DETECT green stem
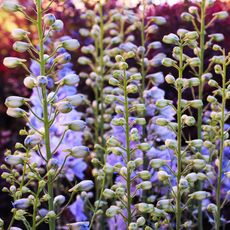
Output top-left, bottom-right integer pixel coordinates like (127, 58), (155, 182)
(216, 51), (226, 230)
(123, 68), (132, 226)
(99, 1), (105, 148)
(36, 1), (55, 229)
(176, 44), (183, 230)
(197, 1), (206, 228)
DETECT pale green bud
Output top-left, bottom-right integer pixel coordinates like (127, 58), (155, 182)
(201, 73), (212, 81)
(109, 77), (120, 86)
(181, 12), (194, 21)
(150, 159), (168, 169)
(103, 189), (115, 199)
(134, 118), (146, 125)
(138, 143), (151, 151)
(184, 31), (199, 40)
(136, 203), (154, 213)
(55, 101), (72, 113)
(188, 77), (200, 87)
(69, 180), (94, 192)
(213, 44), (222, 51)
(134, 158), (143, 167)
(197, 172), (207, 181)
(207, 203), (217, 214)
(189, 191), (210, 200)
(78, 56), (92, 65)
(13, 41), (30, 53)
(209, 33), (224, 42)
(6, 108), (27, 118)
(106, 206), (121, 217)
(23, 76), (36, 89)
(136, 181), (152, 190)
(185, 173), (197, 183)
(54, 195), (65, 207)
(211, 55), (224, 64)
(162, 33), (179, 45)
(1, 1), (24, 12)
(155, 118), (169, 126)
(137, 216), (146, 226)
(106, 136), (121, 147)
(11, 28), (30, 40)
(188, 6), (198, 14)
(177, 29), (189, 38)
(67, 146), (89, 158)
(61, 39), (80, 51)
(191, 159), (206, 170)
(3, 57), (26, 68)
(190, 99), (203, 109)
(138, 171), (151, 180)
(51, 20), (64, 31)
(179, 178), (189, 190)
(165, 139), (177, 150)
(208, 79), (219, 88)
(162, 58), (177, 67)
(119, 62), (128, 70)
(213, 11), (229, 20)
(5, 96), (28, 108)
(127, 84), (138, 94)
(157, 170), (170, 181)
(150, 16), (166, 25)
(63, 120), (86, 131)
(43, 13), (56, 26)
(156, 99), (171, 108)
(45, 211), (56, 219)
(128, 223), (138, 230)
(148, 41), (162, 50)
(165, 74), (175, 84)
(186, 139), (203, 148)
(130, 73), (142, 81)
(187, 57), (200, 67)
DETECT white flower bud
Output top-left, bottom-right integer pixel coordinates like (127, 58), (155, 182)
(54, 195), (65, 207)
(157, 170), (170, 181)
(130, 73), (142, 81)
(69, 180), (94, 192)
(6, 108), (27, 118)
(186, 139), (203, 148)
(13, 198), (31, 209)
(162, 57), (177, 67)
(213, 11), (229, 20)
(138, 171), (151, 180)
(103, 189), (115, 199)
(106, 136), (121, 147)
(136, 203), (154, 213)
(150, 159), (168, 168)
(207, 203), (217, 214)
(55, 101), (72, 113)
(148, 41), (162, 50)
(179, 178), (189, 190)
(146, 72), (164, 85)
(55, 53), (71, 64)
(51, 20), (64, 31)
(61, 39), (80, 51)
(197, 172), (207, 181)
(188, 6), (198, 14)
(163, 33), (179, 45)
(208, 79), (219, 88)
(136, 181), (152, 190)
(1, 1), (24, 12)
(187, 57), (200, 67)
(211, 55), (224, 64)
(185, 31), (199, 40)
(24, 134), (42, 148)
(213, 44), (222, 51)
(43, 13), (56, 26)
(23, 76), (36, 89)
(155, 118), (169, 126)
(181, 12), (194, 21)
(128, 223), (137, 230)
(11, 28), (30, 40)
(67, 146), (89, 158)
(5, 96), (28, 108)
(209, 33), (224, 42)
(177, 29), (189, 38)
(138, 143), (151, 151)
(13, 41), (30, 53)
(105, 95), (116, 104)
(5, 155), (24, 166)
(63, 120), (86, 131)
(119, 167), (127, 177)
(106, 206), (121, 217)
(165, 74), (175, 84)
(127, 84), (138, 94)
(78, 57), (92, 65)
(134, 158), (143, 167)
(66, 221), (89, 230)
(150, 16), (166, 25)
(3, 57), (26, 68)
(156, 99), (171, 108)
(66, 94), (86, 107)
(191, 159), (206, 170)
(190, 99), (203, 109)
(189, 191), (210, 200)
(185, 173), (197, 183)
(165, 139), (177, 150)
(137, 216), (146, 227)
(57, 73), (79, 86)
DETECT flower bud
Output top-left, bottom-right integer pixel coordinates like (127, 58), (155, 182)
(134, 158), (143, 167)
(185, 173), (197, 183)
(61, 39), (80, 51)
(5, 155), (24, 166)
(5, 96), (27, 108)
(181, 12), (194, 21)
(127, 84), (138, 94)
(187, 57), (200, 67)
(148, 41), (162, 50)
(106, 136), (121, 147)
(188, 77), (200, 87)
(179, 178), (189, 190)
(37, 75), (48, 86)
(190, 100), (203, 109)
(208, 79), (219, 88)
(138, 143), (151, 151)
(188, 6), (198, 14)
(119, 62), (128, 70)
(6, 108), (27, 118)
(3, 57), (26, 68)
(106, 206), (121, 217)
(69, 180), (94, 192)
(211, 55), (224, 64)
(133, 104), (146, 113)
(66, 94), (86, 107)
(185, 31), (199, 40)
(134, 118), (146, 125)
(137, 216), (146, 227)
(157, 170), (170, 181)
(66, 222), (89, 230)
(13, 198), (31, 209)
(150, 159), (168, 169)
(191, 159), (206, 170)
(189, 191), (210, 200)
(58, 73), (80, 86)
(78, 57), (92, 65)
(51, 20), (64, 31)
(54, 195), (65, 207)
(162, 58), (176, 67)
(155, 118), (169, 126)
(163, 33), (179, 45)
(13, 41), (30, 53)
(23, 76), (36, 89)
(128, 223), (137, 230)
(156, 99), (171, 108)
(213, 11), (229, 20)
(186, 139), (203, 148)
(11, 28), (30, 40)
(207, 203), (217, 214)
(136, 181), (152, 190)
(55, 53), (71, 64)
(213, 44), (222, 51)
(103, 189), (115, 199)
(150, 16), (166, 25)
(24, 134), (42, 148)
(165, 139), (177, 150)
(55, 101), (72, 113)
(1, 1), (23, 12)
(209, 33), (224, 42)
(146, 72), (164, 85)
(63, 120), (86, 131)
(197, 172), (207, 181)
(136, 203), (154, 213)
(138, 171), (151, 180)
(165, 74), (175, 84)
(67, 146), (89, 158)
(43, 13), (56, 26)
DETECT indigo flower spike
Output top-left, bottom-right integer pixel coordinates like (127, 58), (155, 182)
(69, 180), (94, 192)
(13, 198), (31, 209)
(3, 57), (26, 68)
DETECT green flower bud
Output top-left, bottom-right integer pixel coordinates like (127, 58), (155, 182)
(187, 57), (201, 67)
(51, 20), (64, 31)
(13, 41), (30, 53)
(136, 181), (152, 190)
(55, 101), (72, 114)
(5, 96), (28, 108)
(190, 99), (203, 109)
(138, 143), (151, 151)
(23, 76), (36, 89)
(3, 57), (26, 68)
(127, 84), (138, 94)
(138, 171), (151, 180)
(207, 203), (217, 214)
(103, 189), (115, 199)
(189, 191), (210, 200)
(208, 79), (219, 88)
(136, 203), (154, 213)
(184, 31), (199, 40)
(157, 170), (170, 181)
(191, 159), (206, 170)
(69, 180), (94, 192)
(165, 139), (177, 150)
(162, 33), (179, 45)
(209, 33), (224, 42)
(211, 55), (224, 64)
(186, 139), (203, 148)
(119, 61), (128, 70)
(150, 159), (168, 168)
(165, 74), (175, 84)
(162, 58), (177, 67)
(137, 216), (146, 227)
(128, 223), (138, 230)
(181, 12), (194, 21)
(63, 120), (86, 131)
(213, 11), (229, 20)
(106, 136), (121, 147)
(6, 108), (27, 118)
(155, 118), (169, 126)
(106, 206), (121, 217)
(134, 158), (143, 167)
(185, 173), (198, 183)
(156, 99), (171, 108)
(134, 118), (146, 125)
(179, 178), (189, 190)
(61, 39), (80, 51)
(43, 13), (56, 26)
